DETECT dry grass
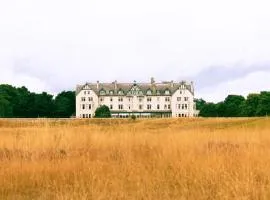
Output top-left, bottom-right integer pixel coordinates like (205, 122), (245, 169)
(0, 118), (270, 200)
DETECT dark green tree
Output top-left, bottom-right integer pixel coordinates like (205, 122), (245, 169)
(0, 84), (19, 117)
(13, 86), (31, 117)
(199, 103), (218, 117)
(241, 94), (260, 117)
(195, 98), (206, 111)
(54, 91), (75, 117)
(256, 91), (270, 116)
(94, 105), (111, 118)
(222, 95), (245, 117)
(28, 92), (54, 117)
(0, 96), (13, 117)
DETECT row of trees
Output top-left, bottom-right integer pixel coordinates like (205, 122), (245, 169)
(196, 92), (270, 117)
(0, 84), (75, 118)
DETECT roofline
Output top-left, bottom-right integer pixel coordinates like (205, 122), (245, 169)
(76, 80), (195, 96)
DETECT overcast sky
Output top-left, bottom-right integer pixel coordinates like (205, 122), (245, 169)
(0, 0), (270, 102)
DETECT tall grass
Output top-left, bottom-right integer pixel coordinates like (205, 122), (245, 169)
(0, 118), (270, 200)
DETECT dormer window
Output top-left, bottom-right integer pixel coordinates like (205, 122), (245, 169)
(99, 90), (106, 95)
(146, 89), (152, 95)
(118, 90), (124, 95)
(156, 90), (160, 95)
(165, 90), (170, 95)
(109, 90), (114, 95)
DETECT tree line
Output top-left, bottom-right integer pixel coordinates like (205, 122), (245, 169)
(1, 84), (269, 118)
(0, 84), (75, 118)
(196, 92), (270, 117)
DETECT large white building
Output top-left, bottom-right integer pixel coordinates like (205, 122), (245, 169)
(76, 78), (199, 118)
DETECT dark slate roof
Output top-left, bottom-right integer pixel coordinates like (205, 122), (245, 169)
(76, 80), (194, 96)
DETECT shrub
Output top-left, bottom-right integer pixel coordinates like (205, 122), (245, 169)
(131, 115), (136, 121)
(94, 105), (111, 118)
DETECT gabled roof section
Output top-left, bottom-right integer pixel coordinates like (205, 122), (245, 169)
(127, 84), (144, 96)
(76, 83), (94, 95)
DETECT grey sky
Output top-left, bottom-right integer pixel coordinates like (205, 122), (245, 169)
(0, 0), (270, 102)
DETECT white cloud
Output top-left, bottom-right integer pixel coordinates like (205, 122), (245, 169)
(0, 0), (270, 100)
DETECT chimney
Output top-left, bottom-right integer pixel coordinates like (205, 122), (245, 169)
(114, 80), (117, 90)
(191, 81), (194, 93)
(97, 81), (99, 90)
(170, 80), (174, 88)
(151, 77), (155, 85)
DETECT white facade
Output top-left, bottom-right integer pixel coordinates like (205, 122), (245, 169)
(76, 79), (198, 118)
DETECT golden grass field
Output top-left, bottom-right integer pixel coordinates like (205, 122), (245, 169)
(0, 118), (270, 200)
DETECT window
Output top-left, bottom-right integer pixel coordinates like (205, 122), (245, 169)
(82, 114), (85, 118)
(110, 105), (113, 110)
(164, 105), (167, 109)
(147, 90), (152, 95)
(88, 97), (93, 101)
(157, 104), (160, 110)
(109, 90), (114, 95)
(81, 97), (86, 102)
(82, 104), (85, 109)
(110, 97), (113, 102)
(178, 104), (181, 109)
(156, 90), (160, 95)
(118, 104), (123, 110)
(128, 98), (132, 102)
(99, 97), (104, 102)
(185, 104), (188, 109)
(168, 104), (171, 109)
(165, 97), (170, 102)
(89, 104), (92, 109)
(118, 97), (123, 102)
(147, 97), (152, 102)
(128, 105), (131, 110)
(88, 91), (90, 94)
(85, 114), (88, 118)
(180, 90), (183, 94)
(147, 104), (151, 110)
(184, 97), (189, 101)
(182, 104), (185, 109)
(139, 105), (143, 110)
(84, 91), (86, 95)
(139, 98), (143, 102)
(177, 97), (181, 101)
